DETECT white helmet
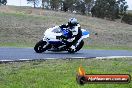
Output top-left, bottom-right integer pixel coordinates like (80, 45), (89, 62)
(69, 18), (77, 24)
(68, 18), (78, 26)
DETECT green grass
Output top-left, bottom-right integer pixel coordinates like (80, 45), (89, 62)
(0, 42), (132, 50)
(83, 45), (132, 50)
(0, 58), (132, 88)
(1, 42), (132, 50)
(0, 42), (34, 48)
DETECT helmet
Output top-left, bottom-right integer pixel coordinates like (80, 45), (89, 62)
(68, 18), (78, 27)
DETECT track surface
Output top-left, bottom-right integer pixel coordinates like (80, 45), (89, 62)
(0, 47), (132, 60)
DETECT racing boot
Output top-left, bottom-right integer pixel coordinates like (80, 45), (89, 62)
(70, 45), (76, 51)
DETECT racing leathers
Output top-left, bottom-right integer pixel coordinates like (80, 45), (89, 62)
(59, 23), (82, 50)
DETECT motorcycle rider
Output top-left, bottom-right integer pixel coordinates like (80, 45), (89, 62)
(59, 18), (82, 51)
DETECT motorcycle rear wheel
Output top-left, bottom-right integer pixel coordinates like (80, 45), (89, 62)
(68, 40), (84, 53)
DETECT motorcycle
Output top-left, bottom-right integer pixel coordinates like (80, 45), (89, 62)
(34, 25), (89, 53)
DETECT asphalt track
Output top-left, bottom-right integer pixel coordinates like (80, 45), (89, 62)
(0, 47), (132, 62)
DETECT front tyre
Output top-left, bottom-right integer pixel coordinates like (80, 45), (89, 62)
(68, 40), (84, 53)
(34, 40), (49, 53)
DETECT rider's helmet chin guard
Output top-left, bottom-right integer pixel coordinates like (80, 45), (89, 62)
(68, 18), (78, 29)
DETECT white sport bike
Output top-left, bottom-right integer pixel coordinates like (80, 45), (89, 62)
(34, 26), (89, 53)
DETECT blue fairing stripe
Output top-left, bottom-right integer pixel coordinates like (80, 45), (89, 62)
(82, 31), (89, 35)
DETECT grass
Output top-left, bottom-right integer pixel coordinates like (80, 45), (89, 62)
(0, 6), (132, 50)
(0, 58), (132, 88)
(1, 42), (132, 50)
(0, 42), (34, 48)
(84, 45), (132, 50)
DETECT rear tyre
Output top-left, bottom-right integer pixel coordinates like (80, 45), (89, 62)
(34, 40), (49, 53)
(68, 40), (84, 53)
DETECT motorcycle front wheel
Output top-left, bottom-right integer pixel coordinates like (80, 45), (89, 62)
(34, 40), (50, 53)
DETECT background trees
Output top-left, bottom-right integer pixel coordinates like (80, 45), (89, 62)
(50, 0), (60, 10)
(27, 0), (128, 19)
(40, 0), (93, 14)
(91, 0), (128, 20)
(0, 0), (7, 5)
(27, 0), (40, 8)
(60, 0), (76, 12)
(26, 0), (130, 22)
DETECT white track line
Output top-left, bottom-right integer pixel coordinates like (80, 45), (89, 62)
(0, 56), (132, 63)
(95, 56), (132, 59)
(71, 57), (86, 58)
